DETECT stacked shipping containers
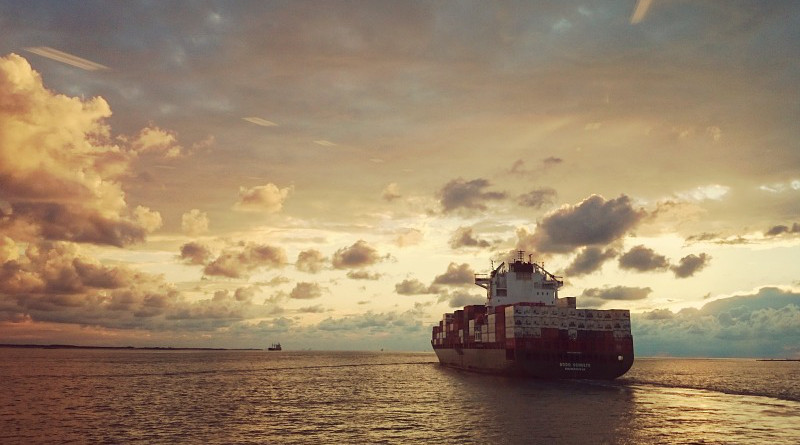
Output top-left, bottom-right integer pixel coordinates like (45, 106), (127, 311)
(432, 303), (632, 350)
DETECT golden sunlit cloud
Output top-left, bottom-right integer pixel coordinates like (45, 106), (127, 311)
(242, 117), (278, 127)
(24, 46), (108, 71)
(630, 0), (653, 24)
(313, 140), (337, 147)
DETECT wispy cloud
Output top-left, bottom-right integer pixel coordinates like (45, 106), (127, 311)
(313, 140), (336, 147)
(242, 117), (278, 127)
(630, 0), (653, 24)
(24, 47), (108, 71)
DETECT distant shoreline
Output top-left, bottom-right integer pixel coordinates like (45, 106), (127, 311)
(0, 344), (263, 351)
(755, 358), (800, 362)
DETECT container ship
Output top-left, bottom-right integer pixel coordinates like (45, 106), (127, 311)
(431, 251), (633, 379)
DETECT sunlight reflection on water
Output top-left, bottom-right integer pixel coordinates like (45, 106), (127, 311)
(2, 349), (799, 444)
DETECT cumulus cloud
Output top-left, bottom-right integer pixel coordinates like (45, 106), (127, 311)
(564, 246), (619, 276)
(0, 53), (167, 247)
(532, 195), (646, 253)
(331, 240), (382, 269)
(618, 245), (670, 272)
(204, 243), (287, 278)
(634, 287), (800, 357)
(128, 126), (183, 159)
(181, 209), (209, 235)
(517, 187), (557, 209)
(133, 205), (163, 233)
(449, 227), (491, 249)
(234, 183), (292, 213)
(295, 249), (327, 274)
(438, 178), (506, 213)
(580, 286), (652, 307)
(395, 278), (437, 295)
(179, 242), (212, 265)
(671, 253), (711, 278)
(289, 282), (323, 299)
(432, 263), (475, 287)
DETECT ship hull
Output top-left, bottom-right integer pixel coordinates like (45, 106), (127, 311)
(433, 345), (633, 380)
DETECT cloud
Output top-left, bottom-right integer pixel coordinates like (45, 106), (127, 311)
(629, 0), (653, 24)
(0, 54), (161, 247)
(437, 290), (485, 308)
(179, 242), (212, 265)
(393, 228), (423, 247)
(382, 182), (402, 202)
(133, 206), (162, 233)
(618, 245), (670, 272)
(295, 249), (327, 273)
(242, 117), (278, 127)
(438, 178), (506, 213)
(331, 240), (382, 269)
(128, 126), (183, 159)
(671, 253), (711, 278)
(564, 246), (619, 276)
(203, 243), (287, 278)
(517, 188), (557, 209)
(24, 47), (108, 71)
(634, 287), (800, 358)
(449, 227), (491, 249)
(580, 286), (652, 307)
(395, 278), (436, 295)
(765, 223), (800, 237)
(234, 183), (292, 213)
(432, 263), (475, 287)
(181, 209), (209, 236)
(346, 270), (381, 280)
(509, 158), (563, 176)
(532, 195), (646, 253)
(676, 184), (730, 202)
(289, 282), (323, 299)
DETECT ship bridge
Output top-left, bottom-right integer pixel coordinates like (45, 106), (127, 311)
(475, 251), (563, 309)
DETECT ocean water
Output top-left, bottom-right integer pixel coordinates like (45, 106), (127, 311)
(2, 349), (799, 444)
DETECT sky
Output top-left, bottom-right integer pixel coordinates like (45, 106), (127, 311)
(0, 1), (799, 357)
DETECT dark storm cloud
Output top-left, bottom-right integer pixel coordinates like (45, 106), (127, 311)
(204, 243), (287, 278)
(295, 249), (327, 273)
(671, 253), (711, 278)
(449, 227), (491, 249)
(564, 247), (619, 276)
(618, 245), (670, 272)
(179, 242), (212, 265)
(517, 187), (557, 209)
(438, 178), (506, 213)
(532, 195), (646, 253)
(432, 263), (475, 287)
(331, 240), (382, 269)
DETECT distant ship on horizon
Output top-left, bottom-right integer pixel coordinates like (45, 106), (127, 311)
(432, 251), (634, 379)
(268, 343), (282, 351)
